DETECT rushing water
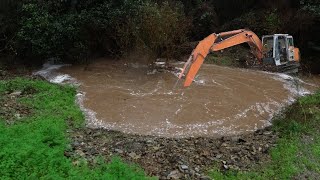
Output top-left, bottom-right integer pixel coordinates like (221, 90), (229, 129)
(35, 59), (320, 137)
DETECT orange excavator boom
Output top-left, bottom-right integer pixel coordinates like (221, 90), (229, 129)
(180, 29), (263, 87)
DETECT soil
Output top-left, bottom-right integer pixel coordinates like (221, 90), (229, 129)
(66, 126), (278, 179)
(0, 67), (34, 124)
(0, 83), (36, 125)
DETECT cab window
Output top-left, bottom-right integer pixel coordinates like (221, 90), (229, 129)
(288, 37), (294, 47)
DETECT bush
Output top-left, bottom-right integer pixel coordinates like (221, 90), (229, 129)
(17, 3), (86, 62)
(14, 0), (188, 63)
(1, 0), (319, 64)
(137, 1), (188, 58)
(264, 10), (281, 34)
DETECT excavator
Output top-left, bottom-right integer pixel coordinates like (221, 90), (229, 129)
(178, 29), (300, 87)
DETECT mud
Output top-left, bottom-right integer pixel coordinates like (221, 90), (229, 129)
(52, 59), (317, 138)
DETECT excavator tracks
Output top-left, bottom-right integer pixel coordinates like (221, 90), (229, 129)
(258, 62), (300, 74)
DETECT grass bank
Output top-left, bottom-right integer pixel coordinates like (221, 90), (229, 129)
(0, 78), (151, 179)
(210, 92), (320, 179)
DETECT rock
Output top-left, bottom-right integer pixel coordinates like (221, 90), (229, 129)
(72, 160), (81, 166)
(231, 136), (240, 142)
(221, 143), (228, 147)
(201, 150), (210, 157)
(231, 155), (239, 162)
(66, 129), (74, 133)
(232, 165), (240, 171)
(167, 170), (182, 179)
(10, 91), (22, 96)
(86, 129), (92, 135)
(14, 113), (21, 119)
(72, 141), (80, 147)
(93, 131), (102, 137)
(131, 142), (143, 151)
(75, 150), (86, 157)
(200, 175), (211, 180)
(115, 149), (124, 154)
(88, 148), (99, 155)
(65, 122), (278, 178)
(189, 169), (195, 176)
(263, 131), (272, 135)
(153, 146), (160, 151)
(146, 139), (153, 143)
(128, 152), (141, 160)
(180, 164), (188, 171)
(222, 161), (227, 164)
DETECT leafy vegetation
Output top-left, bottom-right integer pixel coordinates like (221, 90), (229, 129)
(0, 78), (151, 179)
(13, 0), (189, 62)
(1, 0), (319, 65)
(206, 55), (234, 67)
(210, 91), (320, 179)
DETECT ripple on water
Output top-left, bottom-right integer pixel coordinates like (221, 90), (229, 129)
(34, 60), (319, 137)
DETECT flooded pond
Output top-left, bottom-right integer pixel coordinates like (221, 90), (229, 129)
(35, 59), (319, 137)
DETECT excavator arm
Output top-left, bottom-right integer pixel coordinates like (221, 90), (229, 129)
(179, 29), (263, 87)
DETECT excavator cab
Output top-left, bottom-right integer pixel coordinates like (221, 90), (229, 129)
(262, 34), (300, 68)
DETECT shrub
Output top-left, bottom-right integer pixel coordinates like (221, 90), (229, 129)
(137, 1), (188, 58)
(264, 10), (281, 34)
(17, 3), (86, 62)
(14, 0), (188, 62)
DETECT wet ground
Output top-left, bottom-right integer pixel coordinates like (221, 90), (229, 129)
(35, 59), (319, 138)
(67, 126), (278, 179)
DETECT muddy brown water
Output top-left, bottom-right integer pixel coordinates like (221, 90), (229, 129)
(37, 59), (319, 138)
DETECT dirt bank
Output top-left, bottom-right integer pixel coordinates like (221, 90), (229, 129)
(66, 126), (278, 179)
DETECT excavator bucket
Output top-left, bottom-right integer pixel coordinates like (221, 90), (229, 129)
(182, 34), (217, 87)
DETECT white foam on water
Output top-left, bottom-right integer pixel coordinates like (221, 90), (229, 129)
(50, 74), (72, 83)
(33, 62), (78, 84)
(34, 61), (318, 138)
(34, 62), (102, 128)
(263, 71), (312, 97)
(76, 92), (103, 128)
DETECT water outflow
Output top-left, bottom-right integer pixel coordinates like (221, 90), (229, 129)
(37, 59), (319, 138)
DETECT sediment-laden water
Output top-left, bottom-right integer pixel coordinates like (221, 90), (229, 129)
(35, 59), (319, 137)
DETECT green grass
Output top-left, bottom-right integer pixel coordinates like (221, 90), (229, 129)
(210, 91), (320, 179)
(0, 78), (151, 179)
